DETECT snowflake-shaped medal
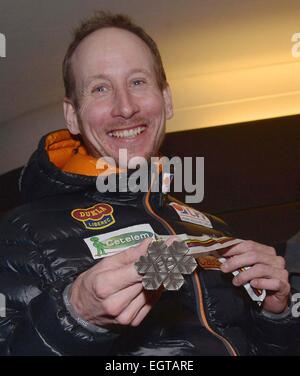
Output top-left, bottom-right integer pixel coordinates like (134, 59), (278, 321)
(134, 240), (197, 291)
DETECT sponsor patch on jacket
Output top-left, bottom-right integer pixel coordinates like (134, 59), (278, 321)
(169, 202), (213, 228)
(84, 223), (155, 259)
(71, 203), (115, 230)
(197, 255), (221, 270)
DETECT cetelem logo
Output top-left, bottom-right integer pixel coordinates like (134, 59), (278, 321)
(84, 223), (155, 259)
(90, 231), (154, 256)
(104, 231), (153, 249)
(0, 33), (6, 58)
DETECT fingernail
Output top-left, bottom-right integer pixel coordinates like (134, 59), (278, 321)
(233, 278), (238, 286)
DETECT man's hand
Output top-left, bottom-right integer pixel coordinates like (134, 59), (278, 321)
(220, 240), (290, 314)
(69, 237), (177, 327)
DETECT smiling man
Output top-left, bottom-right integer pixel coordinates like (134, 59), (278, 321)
(0, 11), (298, 356)
(63, 27), (172, 164)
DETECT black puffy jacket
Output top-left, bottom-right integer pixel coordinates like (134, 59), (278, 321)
(0, 130), (297, 356)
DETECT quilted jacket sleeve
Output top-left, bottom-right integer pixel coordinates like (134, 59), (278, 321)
(249, 298), (300, 355)
(4, 281), (119, 355)
(0, 273), (120, 356)
(0, 224), (119, 356)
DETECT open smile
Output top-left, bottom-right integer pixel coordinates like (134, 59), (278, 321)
(107, 125), (147, 139)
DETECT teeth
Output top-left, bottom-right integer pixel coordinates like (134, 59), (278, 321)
(108, 126), (146, 138)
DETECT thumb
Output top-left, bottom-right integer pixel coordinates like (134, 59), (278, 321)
(100, 237), (153, 271)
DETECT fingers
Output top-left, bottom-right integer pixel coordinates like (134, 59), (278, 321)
(108, 238), (178, 326)
(130, 304), (153, 327)
(99, 238), (153, 271)
(250, 278), (290, 296)
(164, 235), (181, 246)
(221, 240), (276, 258)
(81, 236), (178, 327)
(122, 289), (163, 327)
(109, 289), (161, 326)
(95, 235), (183, 273)
(218, 239), (290, 314)
(230, 264), (289, 287)
(100, 283), (144, 318)
(98, 236), (181, 272)
(220, 252), (285, 273)
(97, 237), (181, 294)
(93, 263), (142, 298)
(113, 290), (151, 325)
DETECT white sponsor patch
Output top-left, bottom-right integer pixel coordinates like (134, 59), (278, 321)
(169, 202), (213, 228)
(84, 223), (155, 259)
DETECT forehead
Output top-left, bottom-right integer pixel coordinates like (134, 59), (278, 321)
(71, 27), (155, 81)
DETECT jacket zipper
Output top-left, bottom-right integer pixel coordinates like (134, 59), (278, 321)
(143, 171), (238, 356)
(193, 272), (238, 356)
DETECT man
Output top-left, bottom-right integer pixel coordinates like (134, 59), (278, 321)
(0, 11), (297, 356)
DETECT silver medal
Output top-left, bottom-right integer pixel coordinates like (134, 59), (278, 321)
(135, 240), (197, 291)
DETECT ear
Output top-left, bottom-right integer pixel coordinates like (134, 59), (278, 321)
(162, 84), (173, 120)
(63, 98), (80, 135)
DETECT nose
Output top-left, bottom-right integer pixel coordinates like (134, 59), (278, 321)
(111, 87), (139, 119)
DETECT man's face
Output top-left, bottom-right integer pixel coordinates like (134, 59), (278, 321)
(64, 27), (173, 165)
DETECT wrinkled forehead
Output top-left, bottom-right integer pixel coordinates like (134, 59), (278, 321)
(71, 27), (157, 88)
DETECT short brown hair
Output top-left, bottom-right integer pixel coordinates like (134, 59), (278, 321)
(63, 11), (167, 108)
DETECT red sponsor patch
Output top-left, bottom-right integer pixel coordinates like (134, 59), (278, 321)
(71, 204), (115, 230)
